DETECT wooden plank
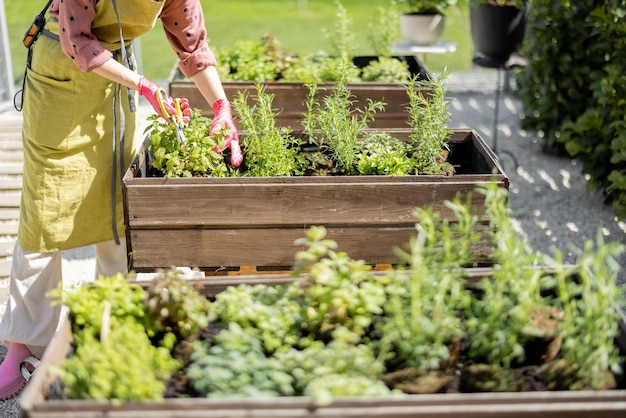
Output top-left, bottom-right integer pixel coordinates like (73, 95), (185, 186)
(127, 226), (413, 269)
(0, 164), (23, 175)
(127, 225), (492, 271)
(0, 257), (11, 278)
(0, 140), (22, 150)
(0, 193), (19, 208)
(0, 178), (22, 190)
(0, 240), (15, 255)
(0, 208), (19, 220)
(169, 79), (429, 130)
(124, 180), (494, 228)
(0, 150), (22, 161)
(0, 223), (18, 235)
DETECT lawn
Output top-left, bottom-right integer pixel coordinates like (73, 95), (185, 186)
(4, 1), (473, 83)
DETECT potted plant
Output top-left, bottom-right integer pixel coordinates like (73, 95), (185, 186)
(20, 185), (626, 417)
(120, 74), (508, 273)
(469, 0), (529, 64)
(397, 0), (457, 46)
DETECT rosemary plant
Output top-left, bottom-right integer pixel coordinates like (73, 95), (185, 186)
(231, 84), (306, 177)
(377, 197), (479, 373)
(302, 72), (386, 175)
(325, 0), (356, 63)
(406, 71), (454, 175)
(544, 234), (625, 390)
(368, 0), (401, 57)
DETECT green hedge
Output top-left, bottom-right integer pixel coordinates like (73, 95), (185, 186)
(516, 0), (626, 218)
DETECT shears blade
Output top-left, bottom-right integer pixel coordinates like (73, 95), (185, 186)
(156, 87), (187, 143)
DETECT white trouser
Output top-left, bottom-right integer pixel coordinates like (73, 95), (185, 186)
(0, 239), (127, 355)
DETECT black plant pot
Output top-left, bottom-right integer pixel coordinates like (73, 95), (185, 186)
(470, 4), (528, 63)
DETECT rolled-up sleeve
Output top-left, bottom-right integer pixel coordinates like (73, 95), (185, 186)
(51, 0), (112, 72)
(160, 0), (217, 78)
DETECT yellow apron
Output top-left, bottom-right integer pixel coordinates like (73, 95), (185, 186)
(18, 0), (165, 252)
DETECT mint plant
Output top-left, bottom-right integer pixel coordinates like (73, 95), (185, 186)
(188, 323), (295, 398)
(147, 110), (231, 178)
(355, 132), (413, 175)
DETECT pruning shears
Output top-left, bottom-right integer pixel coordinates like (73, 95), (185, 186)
(156, 87), (187, 143)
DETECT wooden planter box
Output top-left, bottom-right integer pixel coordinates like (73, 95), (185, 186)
(121, 129), (508, 274)
(168, 56), (430, 130)
(20, 271), (626, 418)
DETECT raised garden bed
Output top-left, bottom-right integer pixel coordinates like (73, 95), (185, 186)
(20, 182), (626, 417)
(20, 270), (626, 418)
(121, 128), (507, 273)
(168, 55), (430, 130)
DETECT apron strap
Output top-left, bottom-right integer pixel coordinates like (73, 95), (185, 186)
(110, 0), (135, 247)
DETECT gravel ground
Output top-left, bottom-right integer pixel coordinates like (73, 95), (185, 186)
(1, 71), (625, 415)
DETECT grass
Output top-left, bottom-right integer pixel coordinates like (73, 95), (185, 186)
(4, 1), (472, 83)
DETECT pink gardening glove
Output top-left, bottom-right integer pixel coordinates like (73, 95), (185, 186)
(177, 98), (192, 124)
(210, 99), (242, 167)
(138, 76), (177, 121)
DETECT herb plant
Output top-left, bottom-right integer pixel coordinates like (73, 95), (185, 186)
(469, 0), (526, 8)
(215, 34), (292, 82)
(325, 0), (356, 63)
(54, 319), (181, 400)
(280, 51), (361, 84)
(368, 1), (401, 57)
(147, 110), (231, 178)
(355, 132), (413, 175)
(188, 323), (295, 398)
(301, 73), (387, 175)
(143, 267), (213, 342)
(398, 0), (457, 14)
(360, 57), (411, 83)
(406, 71), (454, 175)
(230, 84), (307, 177)
(54, 185), (626, 402)
(151, 67), (454, 178)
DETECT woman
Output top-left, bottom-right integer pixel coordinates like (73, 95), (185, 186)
(0, 0), (240, 399)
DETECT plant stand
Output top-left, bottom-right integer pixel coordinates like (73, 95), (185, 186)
(472, 54), (529, 172)
(391, 39), (458, 72)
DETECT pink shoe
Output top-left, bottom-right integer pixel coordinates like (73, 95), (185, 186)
(0, 342), (35, 400)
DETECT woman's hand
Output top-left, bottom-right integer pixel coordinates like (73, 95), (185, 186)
(210, 99), (242, 167)
(137, 76), (178, 121)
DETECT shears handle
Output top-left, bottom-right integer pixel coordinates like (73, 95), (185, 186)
(155, 87), (175, 123)
(174, 99), (184, 125)
(156, 87), (186, 125)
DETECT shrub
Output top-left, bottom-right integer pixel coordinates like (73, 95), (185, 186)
(516, 0), (626, 218)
